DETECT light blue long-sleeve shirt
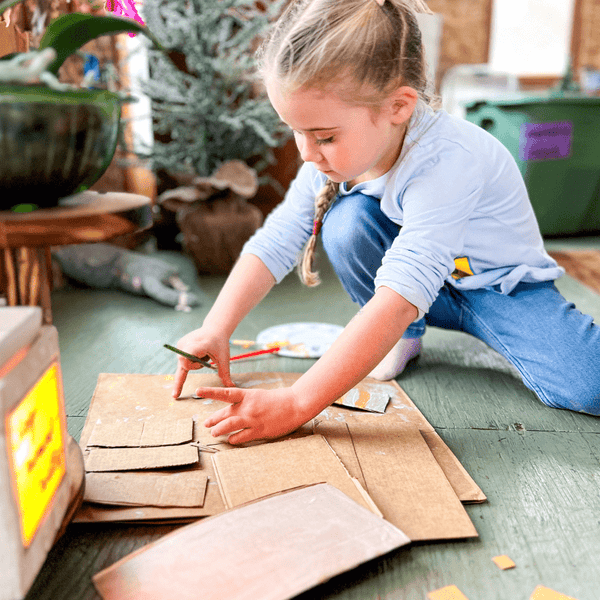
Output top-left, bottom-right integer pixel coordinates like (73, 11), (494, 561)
(241, 102), (564, 316)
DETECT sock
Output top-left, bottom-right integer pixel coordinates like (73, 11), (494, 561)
(368, 337), (422, 381)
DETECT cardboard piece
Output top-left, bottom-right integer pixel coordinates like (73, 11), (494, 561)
(530, 585), (579, 600)
(84, 445), (199, 472)
(279, 373), (486, 504)
(428, 585), (470, 600)
(87, 418), (193, 447)
(492, 555), (516, 570)
(74, 373), (306, 524)
(335, 388), (390, 413)
(92, 484), (411, 600)
(74, 372), (485, 527)
(212, 435), (380, 516)
(84, 472), (208, 508)
(314, 415), (477, 541)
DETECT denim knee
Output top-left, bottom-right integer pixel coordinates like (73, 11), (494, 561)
(321, 193), (399, 306)
(535, 380), (600, 416)
(322, 193), (390, 258)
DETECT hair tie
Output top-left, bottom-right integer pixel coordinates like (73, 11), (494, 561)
(312, 220), (322, 236)
(375, 0), (433, 14)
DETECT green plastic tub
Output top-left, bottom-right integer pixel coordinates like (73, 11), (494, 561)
(465, 95), (600, 236)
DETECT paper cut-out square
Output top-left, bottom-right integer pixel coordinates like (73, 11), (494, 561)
(428, 584), (469, 600)
(530, 585), (579, 600)
(492, 555), (516, 570)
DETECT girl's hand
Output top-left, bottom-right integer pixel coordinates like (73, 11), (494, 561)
(199, 386), (310, 444)
(172, 328), (235, 398)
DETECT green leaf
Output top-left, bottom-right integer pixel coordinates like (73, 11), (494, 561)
(38, 13), (167, 76)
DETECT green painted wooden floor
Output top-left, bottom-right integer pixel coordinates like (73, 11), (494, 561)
(26, 238), (600, 600)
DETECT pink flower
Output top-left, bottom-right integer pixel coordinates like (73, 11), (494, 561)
(105, 0), (145, 36)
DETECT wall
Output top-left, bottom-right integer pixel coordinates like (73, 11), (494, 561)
(574, 0), (600, 71)
(427, 0), (493, 86)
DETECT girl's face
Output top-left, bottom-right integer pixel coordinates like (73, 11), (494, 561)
(266, 81), (417, 186)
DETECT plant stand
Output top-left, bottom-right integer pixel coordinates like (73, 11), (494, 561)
(0, 191), (152, 323)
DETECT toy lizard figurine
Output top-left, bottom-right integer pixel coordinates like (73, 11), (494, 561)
(53, 244), (200, 310)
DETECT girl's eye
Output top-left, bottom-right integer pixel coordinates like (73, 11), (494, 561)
(291, 130), (334, 145)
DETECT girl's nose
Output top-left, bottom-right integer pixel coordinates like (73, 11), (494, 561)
(297, 136), (323, 163)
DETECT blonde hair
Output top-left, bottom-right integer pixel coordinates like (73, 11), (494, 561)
(258, 0), (435, 286)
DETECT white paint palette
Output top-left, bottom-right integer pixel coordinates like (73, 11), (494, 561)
(256, 322), (345, 358)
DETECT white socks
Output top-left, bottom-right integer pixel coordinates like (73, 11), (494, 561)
(368, 337), (422, 381)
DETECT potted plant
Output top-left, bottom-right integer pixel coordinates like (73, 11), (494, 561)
(0, 0), (166, 211)
(137, 0), (293, 266)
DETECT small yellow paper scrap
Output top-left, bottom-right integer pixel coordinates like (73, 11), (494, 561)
(428, 584), (469, 600)
(492, 555), (516, 570)
(530, 585), (579, 600)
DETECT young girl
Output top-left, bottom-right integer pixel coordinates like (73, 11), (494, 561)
(172, 0), (600, 443)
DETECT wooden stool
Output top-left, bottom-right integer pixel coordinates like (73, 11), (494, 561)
(0, 191), (152, 324)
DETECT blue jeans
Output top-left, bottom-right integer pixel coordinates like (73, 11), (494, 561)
(322, 191), (600, 415)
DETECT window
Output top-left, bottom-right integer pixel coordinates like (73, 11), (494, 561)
(489, 0), (576, 76)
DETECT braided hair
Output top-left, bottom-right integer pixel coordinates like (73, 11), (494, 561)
(299, 178), (340, 286)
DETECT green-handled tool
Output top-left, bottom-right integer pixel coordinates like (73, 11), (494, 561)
(163, 344), (217, 370)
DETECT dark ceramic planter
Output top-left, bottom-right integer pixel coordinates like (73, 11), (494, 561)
(0, 84), (123, 211)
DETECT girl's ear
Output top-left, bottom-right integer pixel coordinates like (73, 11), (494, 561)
(388, 86), (419, 124)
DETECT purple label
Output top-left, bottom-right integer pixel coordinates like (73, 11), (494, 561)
(519, 121), (573, 161)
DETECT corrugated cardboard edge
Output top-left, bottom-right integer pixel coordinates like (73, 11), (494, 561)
(350, 477), (383, 518)
(211, 452), (231, 509)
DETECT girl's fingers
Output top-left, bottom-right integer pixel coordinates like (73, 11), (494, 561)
(227, 428), (255, 445)
(203, 405), (232, 428)
(207, 415), (247, 438)
(195, 386), (245, 404)
(214, 360), (235, 388)
(173, 361), (189, 398)
(172, 358), (203, 398)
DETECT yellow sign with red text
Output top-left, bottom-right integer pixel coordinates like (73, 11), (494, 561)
(6, 362), (66, 547)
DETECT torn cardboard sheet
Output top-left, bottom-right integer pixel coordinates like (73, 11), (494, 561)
(212, 434), (380, 516)
(92, 484), (411, 600)
(84, 445), (199, 472)
(335, 387), (390, 413)
(313, 416), (478, 541)
(87, 418), (193, 447)
(84, 471), (208, 508)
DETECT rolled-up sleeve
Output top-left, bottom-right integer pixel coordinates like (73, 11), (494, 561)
(241, 163), (323, 283)
(375, 145), (484, 315)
